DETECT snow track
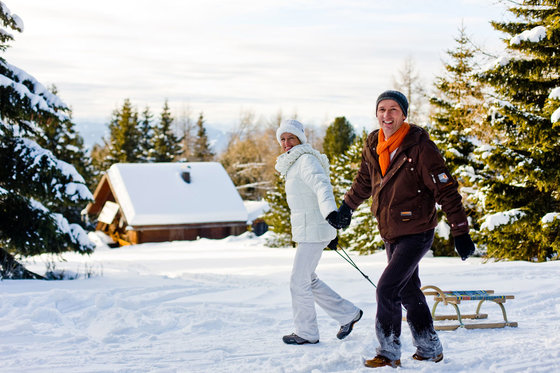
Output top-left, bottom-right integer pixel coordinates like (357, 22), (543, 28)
(0, 232), (558, 372)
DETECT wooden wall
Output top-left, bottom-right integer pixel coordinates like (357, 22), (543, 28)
(123, 222), (247, 245)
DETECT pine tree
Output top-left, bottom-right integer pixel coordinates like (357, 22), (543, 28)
(330, 131), (383, 254)
(151, 100), (182, 162)
(428, 24), (486, 256)
(323, 116), (356, 162)
(90, 142), (109, 186)
(191, 112), (215, 161)
(138, 106), (154, 162)
(105, 99), (141, 166)
(475, 0), (560, 261)
(264, 172), (293, 247)
(31, 85), (95, 224)
(0, 4), (94, 279)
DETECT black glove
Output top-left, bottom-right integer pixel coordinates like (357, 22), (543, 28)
(327, 235), (338, 250)
(326, 211), (342, 229)
(337, 201), (353, 229)
(454, 233), (475, 261)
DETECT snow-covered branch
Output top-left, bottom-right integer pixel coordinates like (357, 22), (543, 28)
(480, 209), (526, 231)
(510, 26), (547, 45)
(29, 199), (94, 252)
(0, 61), (68, 121)
(14, 137), (93, 201)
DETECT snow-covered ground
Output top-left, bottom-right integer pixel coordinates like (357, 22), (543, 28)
(2, 232), (559, 372)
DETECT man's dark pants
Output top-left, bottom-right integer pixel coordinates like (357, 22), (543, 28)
(375, 229), (442, 361)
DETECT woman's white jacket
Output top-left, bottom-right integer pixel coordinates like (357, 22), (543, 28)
(275, 144), (337, 243)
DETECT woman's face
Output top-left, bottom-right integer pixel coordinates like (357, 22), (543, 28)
(280, 132), (301, 152)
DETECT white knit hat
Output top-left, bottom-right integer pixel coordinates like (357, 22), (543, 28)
(276, 119), (307, 145)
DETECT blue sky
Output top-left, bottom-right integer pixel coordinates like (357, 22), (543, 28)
(5, 0), (508, 135)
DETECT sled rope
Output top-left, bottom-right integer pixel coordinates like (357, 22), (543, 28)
(335, 244), (377, 288)
(335, 244), (408, 312)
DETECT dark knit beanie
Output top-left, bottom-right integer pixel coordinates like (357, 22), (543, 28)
(376, 90), (408, 117)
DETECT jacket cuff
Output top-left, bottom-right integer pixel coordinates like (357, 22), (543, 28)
(343, 196), (359, 211)
(450, 220), (469, 236)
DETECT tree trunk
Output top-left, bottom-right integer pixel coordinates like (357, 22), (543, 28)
(0, 247), (45, 280)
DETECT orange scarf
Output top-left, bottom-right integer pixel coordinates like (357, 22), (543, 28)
(376, 122), (410, 176)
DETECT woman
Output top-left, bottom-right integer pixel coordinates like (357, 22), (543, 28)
(275, 119), (362, 345)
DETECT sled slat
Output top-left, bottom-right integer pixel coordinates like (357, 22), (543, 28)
(434, 322), (518, 331)
(432, 313), (488, 320)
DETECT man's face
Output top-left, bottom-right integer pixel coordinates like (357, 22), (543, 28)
(376, 99), (406, 138)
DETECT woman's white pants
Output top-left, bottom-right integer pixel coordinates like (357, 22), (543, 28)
(290, 241), (360, 341)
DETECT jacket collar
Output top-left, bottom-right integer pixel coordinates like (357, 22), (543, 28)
(364, 124), (424, 168)
(275, 143), (330, 177)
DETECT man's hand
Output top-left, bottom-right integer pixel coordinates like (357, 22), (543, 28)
(454, 233), (475, 260)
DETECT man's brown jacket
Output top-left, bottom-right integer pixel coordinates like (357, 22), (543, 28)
(344, 124), (469, 242)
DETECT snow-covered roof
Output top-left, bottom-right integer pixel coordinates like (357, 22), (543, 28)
(106, 162), (248, 226)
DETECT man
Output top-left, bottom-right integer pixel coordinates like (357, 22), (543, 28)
(327, 90), (475, 368)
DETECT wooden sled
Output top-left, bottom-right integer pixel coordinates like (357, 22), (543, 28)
(420, 285), (518, 331)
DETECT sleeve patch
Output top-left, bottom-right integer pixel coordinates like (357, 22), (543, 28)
(432, 171), (454, 189)
(438, 172), (449, 183)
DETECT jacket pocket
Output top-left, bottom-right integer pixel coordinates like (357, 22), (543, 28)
(391, 205), (419, 222)
(290, 211), (306, 241)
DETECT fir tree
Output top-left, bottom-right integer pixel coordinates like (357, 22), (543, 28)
(151, 100), (182, 162)
(475, 0), (560, 261)
(428, 24), (486, 256)
(31, 85), (95, 224)
(191, 112), (215, 161)
(330, 131), (383, 254)
(138, 106), (154, 162)
(0, 4), (94, 279)
(323, 116), (356, 162)
(264, 172), (293, 247)
(105, 99), (141, 166)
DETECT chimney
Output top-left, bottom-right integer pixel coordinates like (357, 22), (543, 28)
(181, 170), (191, 183)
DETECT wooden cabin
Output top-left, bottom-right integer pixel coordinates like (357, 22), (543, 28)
(85, 162), (248, 246)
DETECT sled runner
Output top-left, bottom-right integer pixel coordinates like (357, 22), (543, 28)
(420, 285), (518, 331)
